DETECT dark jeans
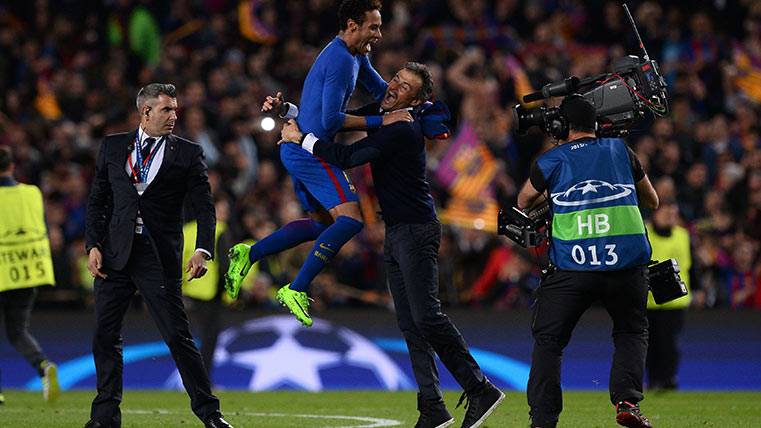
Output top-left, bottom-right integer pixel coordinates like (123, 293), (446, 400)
(527, 268), (649, 426)
(384, 221), (485, 402)
(0, 287), (46, 374)
(91, 235), (219, 427)
(646, 309), (684, 389)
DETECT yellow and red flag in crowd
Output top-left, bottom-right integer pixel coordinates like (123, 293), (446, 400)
(238, 0), (278, 45)
(733, 45), (761, 103)
(434, 122), (500, 232)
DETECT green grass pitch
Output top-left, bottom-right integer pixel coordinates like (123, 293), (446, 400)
(1, 390), (759, 427)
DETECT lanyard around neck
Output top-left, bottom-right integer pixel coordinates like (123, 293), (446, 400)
(128, 131), (163, 183)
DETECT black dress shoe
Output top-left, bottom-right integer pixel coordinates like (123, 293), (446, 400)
(204, 414), (234, 428)
(83, 420), (106, 428)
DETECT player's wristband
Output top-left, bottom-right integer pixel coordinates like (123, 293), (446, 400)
(301, 133), (319, 154)
(279, 102), (299, 120)
(365, 115), (383, 130)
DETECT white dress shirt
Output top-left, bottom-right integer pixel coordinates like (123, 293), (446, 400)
(125, 127), (166, 196)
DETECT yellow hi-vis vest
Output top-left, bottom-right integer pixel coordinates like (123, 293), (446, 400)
(182, 220), (259, 303)
(0, 183), (55, 291)
(182, 220), (226, 301)
(646, 223), (692, 310)
(180, 221), (260, 302)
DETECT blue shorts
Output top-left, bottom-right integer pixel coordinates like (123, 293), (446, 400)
(280, 143), (358, 212)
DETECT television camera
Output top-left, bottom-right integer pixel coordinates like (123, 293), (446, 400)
(512, 3), (669, 139)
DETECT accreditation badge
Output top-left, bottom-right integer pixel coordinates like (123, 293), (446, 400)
(135, 216), (145, 234)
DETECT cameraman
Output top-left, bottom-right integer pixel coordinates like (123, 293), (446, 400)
(517, 95), (658, 428)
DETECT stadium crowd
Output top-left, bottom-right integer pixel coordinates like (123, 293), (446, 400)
(1, 0), (760, 312)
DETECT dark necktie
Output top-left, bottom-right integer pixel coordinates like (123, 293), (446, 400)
(141, 137), (156, 159)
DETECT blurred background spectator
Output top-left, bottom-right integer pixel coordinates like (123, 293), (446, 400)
(1, 0), (760, 313)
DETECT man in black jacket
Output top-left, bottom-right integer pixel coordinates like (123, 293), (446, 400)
(280, 63), (504, 428)
(84, 83), (232, 428)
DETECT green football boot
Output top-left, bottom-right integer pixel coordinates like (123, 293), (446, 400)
(225, 243), (253, 300)
(41, 360), (60, 404)
(276, 284), (313, 327)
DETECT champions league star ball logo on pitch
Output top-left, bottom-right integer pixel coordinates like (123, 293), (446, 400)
(551, 179), (635, 207)
(204, 316), (412, 391)
(30, 315), (529, 393)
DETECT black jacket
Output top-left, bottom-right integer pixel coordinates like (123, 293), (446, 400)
(85, 131), (215, 280)
(312, 103), (437, 226)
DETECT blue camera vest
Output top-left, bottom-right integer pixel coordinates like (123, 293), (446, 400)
(536, 138), (651, 270)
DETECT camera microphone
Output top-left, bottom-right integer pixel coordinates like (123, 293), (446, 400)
(541, 76), (580, 99)
(523, 92), (545, 103)
(523, 76), (580, 103)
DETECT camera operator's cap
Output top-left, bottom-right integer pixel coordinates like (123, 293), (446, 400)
(561, 94), (596, 131)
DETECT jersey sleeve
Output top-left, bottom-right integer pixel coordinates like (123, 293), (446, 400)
(321, 54), (355, 136)
(357, 54), (388, 102)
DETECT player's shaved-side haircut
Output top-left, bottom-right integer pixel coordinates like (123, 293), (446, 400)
(338, 0), (382, 30)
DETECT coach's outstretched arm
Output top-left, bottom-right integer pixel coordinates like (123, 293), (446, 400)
(262, 89), (412, 135)
(281, 119), (412, 169)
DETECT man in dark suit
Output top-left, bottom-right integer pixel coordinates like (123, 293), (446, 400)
(84, 83), (233, 428)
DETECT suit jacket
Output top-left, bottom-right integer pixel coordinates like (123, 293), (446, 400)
(85, 131), (215, 280)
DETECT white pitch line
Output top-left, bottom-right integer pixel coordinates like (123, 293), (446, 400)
(231, 412), (403, 427)
(0, 407), (403, 427)
(125, 409), (404, 427)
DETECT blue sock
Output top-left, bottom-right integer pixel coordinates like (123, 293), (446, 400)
(290, 216), (363, 292)
(249, 218), (329, 263)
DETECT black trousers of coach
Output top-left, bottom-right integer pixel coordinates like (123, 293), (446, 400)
(527, 267), (649, 426)
(384, 221), (485, 402)
(90, 234), (219, 427)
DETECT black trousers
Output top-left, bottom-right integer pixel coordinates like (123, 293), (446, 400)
(188, 297), (222, 380)
(384, 221), (485, 402)
(90, 234), (219, 427)
(646, 309), (684, 389)
(0, 287), (47, 374)
(527, 268), (649, 426)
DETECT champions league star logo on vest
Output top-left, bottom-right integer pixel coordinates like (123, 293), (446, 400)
(551, 180), (635, 207)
